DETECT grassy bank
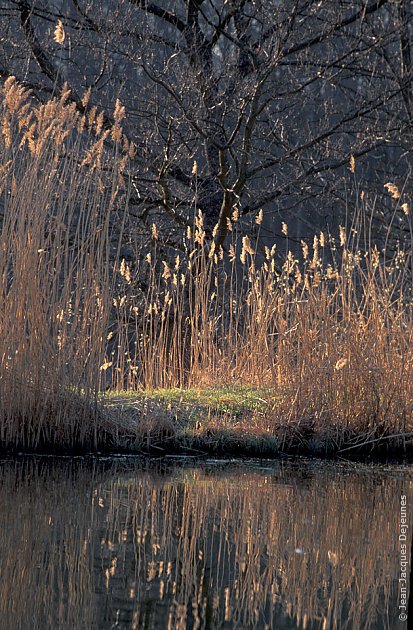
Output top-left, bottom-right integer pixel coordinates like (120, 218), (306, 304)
(0, 81), (412, 457)
(100, 386), (413, 459)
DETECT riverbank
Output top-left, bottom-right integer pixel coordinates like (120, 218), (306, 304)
(0, 385), (412, 459)
(98, 386), (413, 460)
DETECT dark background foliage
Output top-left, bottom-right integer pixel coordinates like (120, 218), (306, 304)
(0, 0), (412, 255)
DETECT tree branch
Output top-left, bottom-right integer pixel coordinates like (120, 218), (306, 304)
(126, 0), (187, 33)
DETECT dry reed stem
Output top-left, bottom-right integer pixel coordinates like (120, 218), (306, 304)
(1, 79), (412, 452)
(107, 205), (413, 447)
(0, 78), (129, 450)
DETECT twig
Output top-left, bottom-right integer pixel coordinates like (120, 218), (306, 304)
(338, 432), (413, 453)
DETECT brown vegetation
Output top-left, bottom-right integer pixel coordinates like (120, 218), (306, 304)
(0, 81), (412, 455)
(0, 78), (129, 451)
(108, 191), (413, 456)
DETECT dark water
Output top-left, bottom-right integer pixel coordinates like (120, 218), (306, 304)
(0, 456), (411, 630)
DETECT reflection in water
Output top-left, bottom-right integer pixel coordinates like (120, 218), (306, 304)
(0, 457), (410, 629)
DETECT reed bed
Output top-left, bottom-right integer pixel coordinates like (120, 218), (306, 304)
(109, 208), (413, 454)
(0, 78), (129, 451)
(0, 78), (412, 454)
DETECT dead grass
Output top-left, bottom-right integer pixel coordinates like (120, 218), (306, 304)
(0, 79), (412, 456)
(0, 78), (129, 451)
(105, 200), (413, 456)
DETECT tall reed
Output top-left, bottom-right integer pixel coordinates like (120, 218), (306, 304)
(109, 205), (413, 442)
(1, 78), (412, 451)
(0, 78), (128, 450)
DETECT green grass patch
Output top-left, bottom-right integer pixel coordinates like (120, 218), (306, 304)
(101, 386), (413, 459)
(101, 385), (284, 457)
(104, 385), (280, 420)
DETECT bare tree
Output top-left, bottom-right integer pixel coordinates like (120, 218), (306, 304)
(0, 0), (412, 251)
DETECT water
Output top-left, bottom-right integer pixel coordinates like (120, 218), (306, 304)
(0, 456), (411, 629)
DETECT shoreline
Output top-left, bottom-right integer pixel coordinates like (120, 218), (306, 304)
(1, 387), (412, 462)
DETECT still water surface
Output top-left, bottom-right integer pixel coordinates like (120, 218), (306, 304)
(0, 456), (411, 630)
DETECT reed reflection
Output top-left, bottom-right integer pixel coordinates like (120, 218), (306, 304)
(0, 459), (410, 629)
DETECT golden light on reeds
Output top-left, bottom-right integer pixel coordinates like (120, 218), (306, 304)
(384, 182), (400, 199)
(0, 78), (412, 452)
(255, 209), (263, 225)
(54, 20), (65, 45)
(109, 198), (413, 444)
(0, 78), (132, 451)
(151, 223), (159, 240)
